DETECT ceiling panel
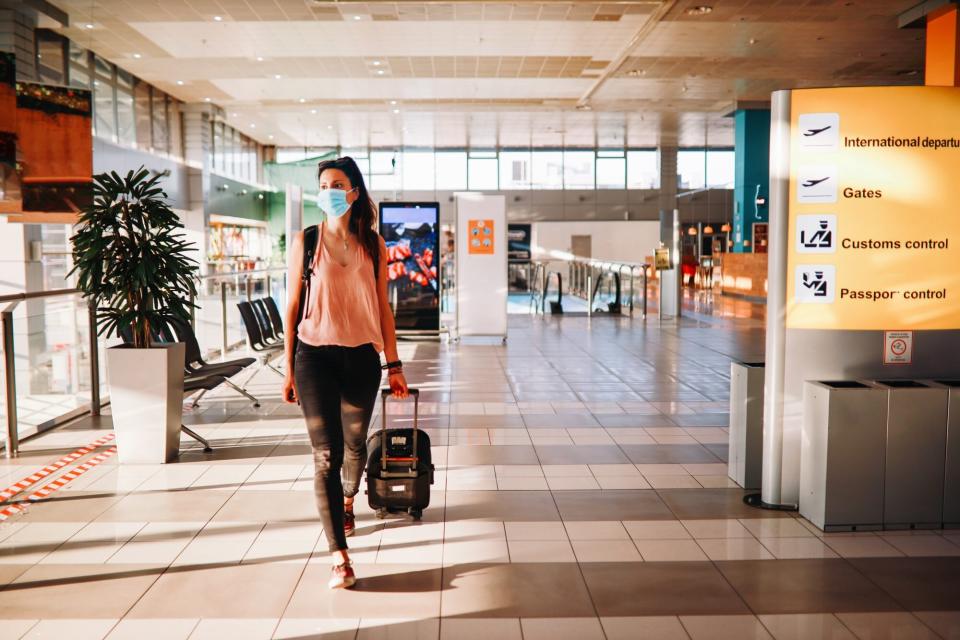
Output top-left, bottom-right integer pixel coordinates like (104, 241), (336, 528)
(49, 0), (924, 148)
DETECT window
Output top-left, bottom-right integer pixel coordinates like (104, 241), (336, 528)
(93, 55), (112, 81)
(531, 151), (563, 189)
(370, 151), (399, 191)
(36, 30), (66, 85)
(93, 79), (115, 142)
(401, 151), (435, 190)
(151, 91), (168, 155)
(167, 99), (182, 159)
(596, 150), (625, 189)
(706, 149), (735, 188)
(435, 151), (466, 190)
(499, 150), (531, 189)
(627, 150), (659, 189)
(115, 70), (135, 147)
(677, 149), (705, 189)
(563, 150), (595, 189)
(213, 122), (224, 171)
(68, 42), (90, 89)
(468, 151), (497, 190)
(134, 81), (152, 150)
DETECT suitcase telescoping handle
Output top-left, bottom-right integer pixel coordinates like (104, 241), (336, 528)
(380, 388), (419, 477)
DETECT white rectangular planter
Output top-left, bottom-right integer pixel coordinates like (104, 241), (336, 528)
(107, 342), (184, 464)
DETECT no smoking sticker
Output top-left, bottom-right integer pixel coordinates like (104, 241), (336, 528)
(883, 331), (913, 365)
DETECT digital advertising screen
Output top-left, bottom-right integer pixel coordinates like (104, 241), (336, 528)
(379, 202), (440, 332)
(507, 223), (532, 263)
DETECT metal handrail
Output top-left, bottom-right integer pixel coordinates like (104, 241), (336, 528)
(0, 287), (80, 304)
(1, 267), (289, 458)
(533, 253), (651, 318)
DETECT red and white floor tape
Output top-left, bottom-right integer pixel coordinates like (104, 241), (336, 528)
(0, 433), (116, 504)
(0, 446), (118, 520)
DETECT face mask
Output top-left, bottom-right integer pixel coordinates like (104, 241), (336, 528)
(317, 188), (355, 218)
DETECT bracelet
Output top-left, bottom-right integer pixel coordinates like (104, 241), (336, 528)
(382, 360), (402, 371)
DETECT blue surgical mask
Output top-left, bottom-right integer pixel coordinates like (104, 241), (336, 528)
(317, 188), (355, 218)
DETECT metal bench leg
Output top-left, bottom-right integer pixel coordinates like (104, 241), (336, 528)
(181, 424), (213, 453)
(224, 379), (260, 408)
(190, 388), (208, 408)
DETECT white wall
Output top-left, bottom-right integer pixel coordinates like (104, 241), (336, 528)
(531, 220), (660, 263)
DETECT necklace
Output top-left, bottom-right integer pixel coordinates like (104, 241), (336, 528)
(328, 230), (348, 252)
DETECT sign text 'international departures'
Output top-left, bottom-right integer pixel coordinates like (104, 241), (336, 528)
(786, 86), (960, 331)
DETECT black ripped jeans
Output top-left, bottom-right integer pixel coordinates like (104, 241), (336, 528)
(294, 342), (382, 552)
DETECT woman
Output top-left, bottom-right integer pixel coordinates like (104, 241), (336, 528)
(283, 156), (408, 590)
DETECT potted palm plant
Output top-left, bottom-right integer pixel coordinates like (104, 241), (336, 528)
(71, 168), (198, 463)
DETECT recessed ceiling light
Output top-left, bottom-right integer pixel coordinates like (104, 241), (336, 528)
(310, 109), (317, 114)
(231, 112), (238, 117)
(327, 125), (333, 129)
(250, 123), (256, 128)
(377, 69), (384, 75)
(204, 97), (211, 102)
(213, 15), (223, 21)
(132, 53), (142, 59)
(176, 80), (184, 85)
(84, 23), (94, 29)
(685, 5), (712, 16)
(256, 56), (264, 62)
(298, 97), (306, 103)
(352, 15), (361, 20)
(372, 61), (381, 66)
(268, 134), (274, 139)
(389, 100), (397, 105)
(274, 74), (282, 79)
(392, 109), (400, 114)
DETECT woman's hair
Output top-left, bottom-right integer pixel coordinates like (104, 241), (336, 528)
(317, 156), (379, 278)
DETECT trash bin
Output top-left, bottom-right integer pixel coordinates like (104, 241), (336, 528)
(728, 362), (764, 489)
(800, 381), (887, 531)
(932, 380), (960, 528)
(874, 380), (948, 529)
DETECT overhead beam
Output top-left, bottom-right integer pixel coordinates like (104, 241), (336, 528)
(575, 0), (677, 109)
(898, 0), (956, 28)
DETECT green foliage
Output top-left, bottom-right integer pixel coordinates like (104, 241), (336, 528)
(70, 167), (198, 349)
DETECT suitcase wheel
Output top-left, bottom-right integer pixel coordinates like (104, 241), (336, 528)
(375, 508), (388, 520)
(408, 508), (423, 521)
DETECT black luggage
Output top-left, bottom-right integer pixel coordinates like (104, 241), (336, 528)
(365, 388), (434, 520)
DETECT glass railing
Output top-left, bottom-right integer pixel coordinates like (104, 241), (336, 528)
(0, 266), (288, 457)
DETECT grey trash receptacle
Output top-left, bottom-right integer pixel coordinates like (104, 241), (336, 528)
(801, 381), (887, 531)
(874, 380), (948, 529)
(932, 380), (960, 528)
(728, 362), (764, 490)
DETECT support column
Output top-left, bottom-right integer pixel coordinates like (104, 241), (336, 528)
(180, 104), (216, 276)
(658, 147), (680, 318)
(658, 145), (677, 213)
(732, 109), (770, 253)
(926, 4), (960, 86)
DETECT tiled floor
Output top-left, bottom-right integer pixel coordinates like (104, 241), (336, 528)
(1, 313), (958, 639)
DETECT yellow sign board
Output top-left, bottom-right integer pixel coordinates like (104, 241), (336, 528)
(786, 86), (960, 330)
(654, 247), (672, 270)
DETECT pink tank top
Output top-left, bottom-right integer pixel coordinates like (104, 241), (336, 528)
(297, 223), (384, 352)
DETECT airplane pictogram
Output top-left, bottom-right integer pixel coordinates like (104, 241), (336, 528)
(803, 125), (832, 137)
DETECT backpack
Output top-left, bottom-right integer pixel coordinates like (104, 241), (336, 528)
(291, 224), (320, 366)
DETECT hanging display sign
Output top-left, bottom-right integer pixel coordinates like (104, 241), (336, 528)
(785, 86), (960, 331)
(379, 202), (440, 332)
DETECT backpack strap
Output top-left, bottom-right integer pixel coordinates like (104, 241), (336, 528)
(292, 224), (319, 363)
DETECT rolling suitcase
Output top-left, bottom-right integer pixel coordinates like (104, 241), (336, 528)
(365, 388), (434, 520)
